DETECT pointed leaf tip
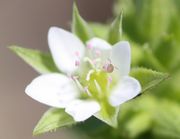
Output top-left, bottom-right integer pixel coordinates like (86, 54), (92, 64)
(108, 12), (123, 44)
(33, 108), (76, 136)
(72, 3), (93, 43)
(130, 67), (169, 93)
(9, 46), (59, 74)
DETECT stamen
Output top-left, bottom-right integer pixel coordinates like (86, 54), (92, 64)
(83, 57), (95, 69)
(86, 69), (95, 81)
(71, 75), (84, 92)
(84, 86), (92, 96)
(71, 75), (79, 80)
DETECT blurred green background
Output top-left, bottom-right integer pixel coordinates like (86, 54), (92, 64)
(77, 0), (180, 139)
(1, 0), (180, 139)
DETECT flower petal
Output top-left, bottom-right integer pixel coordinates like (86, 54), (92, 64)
(111, 41), (131, 76)
(109, 76), (141, 107)
(86, 38), (112, 61)
(25, 73), (79, 108)
(65, 99), (101, 121)
(48, 27), (85, 74)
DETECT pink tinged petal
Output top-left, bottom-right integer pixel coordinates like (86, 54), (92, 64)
(111, 41), (131, 76)
(48, 27), (85, 74)
(109, 76), (141, 107)
(65, 99), (101, 122)
(87, 38), (112, 60)
(25, 73), (79, 108)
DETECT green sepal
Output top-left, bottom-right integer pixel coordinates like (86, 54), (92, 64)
(130, 67), (169, 93)
(95, 107), (119, 128)
(33, 108), (75, 135)
(108, 12), (123, 44)
(9, 46), (59, 74)
(72, 3), (94, 43)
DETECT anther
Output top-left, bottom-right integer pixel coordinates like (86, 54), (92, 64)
(103, 59), (115, 73)
(84, 86), (92, 96)
(107, 64), (114, 73)
(103, 63), (114, 73)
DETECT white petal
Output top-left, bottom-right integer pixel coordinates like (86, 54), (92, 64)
(25, 73), (79, 108)
(109, 76), (141, 107)
(48, 27), (85, 74)
(110, 41), (131, 76)
(86, 38), (112, 61)
(65, 99), (101, 121)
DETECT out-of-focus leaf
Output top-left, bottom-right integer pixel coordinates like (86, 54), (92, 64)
(107, 12), (123, 44)
(154, 35), (180, 71)
(153, 101), (180, 139)
(135, 0), (172, 42)
(72, 3), (93, 43)
(33, 108), (75, 135)
(89, 23), (109, 40)
(125, 112), (152, 138)
(117, 95), (157, 138)
(77, 117), (111, 137)
(142, 45), (166, 72)
(113, 0), (134, 16)
(10, 46), (59, 74)
(130, 67), (169, 93)
(115, 0), (174, 43)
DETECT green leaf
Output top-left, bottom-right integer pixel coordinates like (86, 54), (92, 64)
(154, 35), (180, 71)
(153, 101), (180, 139)
(72, 3), (93, 43)
(115, 0), (174, 43)
(33, 108), (75, 135)
(142, 45), (166, 72)
(130, 67), (169, 93)
(9, 46), (59, 74)
(125, 112), (152, 138)
(108, 12), (123, 44)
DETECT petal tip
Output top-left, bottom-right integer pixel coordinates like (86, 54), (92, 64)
(109, 76), (142, 107)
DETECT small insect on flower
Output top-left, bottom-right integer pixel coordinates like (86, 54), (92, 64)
(103, 59), (115, 73)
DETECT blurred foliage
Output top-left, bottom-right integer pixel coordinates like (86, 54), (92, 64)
(10, 46), (59, 74)
(72, 3), (94, 43)
(76, 0), (180, 139)
(11, 4), (168, 135)
(10, 1), (180, 138)
(33, 108), (75, 135)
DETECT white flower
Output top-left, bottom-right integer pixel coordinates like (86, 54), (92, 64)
(25, 27), (141, 123)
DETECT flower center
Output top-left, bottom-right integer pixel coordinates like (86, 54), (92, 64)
(72, 47), (118, 101)
(71, 46), (118, 119)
